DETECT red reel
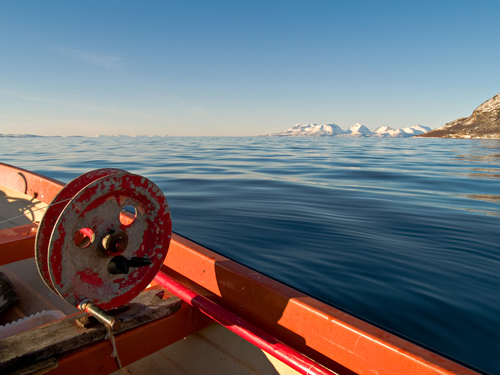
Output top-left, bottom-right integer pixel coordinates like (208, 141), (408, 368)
(35, 169), (172, 310)
(36, 169), (126, 291)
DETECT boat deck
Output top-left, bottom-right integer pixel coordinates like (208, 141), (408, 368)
(113, 323), (299, 375)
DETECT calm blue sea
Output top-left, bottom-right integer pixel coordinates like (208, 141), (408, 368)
(1, 136), (499, 374)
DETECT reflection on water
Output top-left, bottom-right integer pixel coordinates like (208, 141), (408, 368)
(456, 143), (500, 178)
(466, 193), (500, 203)
(462, 194), (500, 217)
(1, 136), (499, 374)
(467, 170), (500, 179)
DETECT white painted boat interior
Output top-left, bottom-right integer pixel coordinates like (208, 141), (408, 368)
(0, 184), (47, 229)
(114, 324), (300, 375)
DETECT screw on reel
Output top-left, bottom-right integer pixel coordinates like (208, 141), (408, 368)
(35, 169), (172, 315)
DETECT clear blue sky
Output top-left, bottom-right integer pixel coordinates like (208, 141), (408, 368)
(1, 1), (499, 136)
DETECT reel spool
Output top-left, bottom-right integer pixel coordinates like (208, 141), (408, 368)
(35, 169), (172, 313)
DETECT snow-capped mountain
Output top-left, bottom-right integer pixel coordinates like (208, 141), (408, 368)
(374, 126), (396, 135)
(401, 125), (432, 135)
(373, 125), (431, 138)
(340, 123), (373, 137)
(267, 123), (431, 137)
(272, 123), (347, 137)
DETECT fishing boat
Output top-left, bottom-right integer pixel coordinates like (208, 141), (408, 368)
(0, 162), (480, 375)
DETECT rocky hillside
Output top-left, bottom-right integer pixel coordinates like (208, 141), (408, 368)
(418, 93), (500, 138)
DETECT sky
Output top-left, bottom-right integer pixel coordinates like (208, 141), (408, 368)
(1, 1), (499, 137)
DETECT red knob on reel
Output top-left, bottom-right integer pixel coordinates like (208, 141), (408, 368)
(35, 169), (172, 311)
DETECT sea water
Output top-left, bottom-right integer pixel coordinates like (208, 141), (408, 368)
(1, 136), (499, 374)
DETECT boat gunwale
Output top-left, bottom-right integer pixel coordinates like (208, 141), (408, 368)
(163, 233), (480, 375)
(0, 162), (64, 205)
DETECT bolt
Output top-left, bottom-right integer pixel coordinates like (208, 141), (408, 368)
(101, 231), (129, 256)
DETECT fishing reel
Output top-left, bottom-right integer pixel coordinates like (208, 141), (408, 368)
(35, 169), (172, 324)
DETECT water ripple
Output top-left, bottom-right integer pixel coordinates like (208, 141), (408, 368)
(1, 136), (499, 373)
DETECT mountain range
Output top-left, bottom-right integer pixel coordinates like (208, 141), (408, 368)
(418, 92), (500, 139)
(0, 134), (168, 138)
(6, 92), (499, 139)
(0, 134), (44, 138)
(265, 123), (432, 138)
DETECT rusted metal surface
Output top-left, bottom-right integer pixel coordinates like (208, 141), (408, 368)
(45, 172), (172, 310)
(35, 168), (125, 292)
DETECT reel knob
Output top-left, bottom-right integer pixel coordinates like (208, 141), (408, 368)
(36, 169), (172, 311)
